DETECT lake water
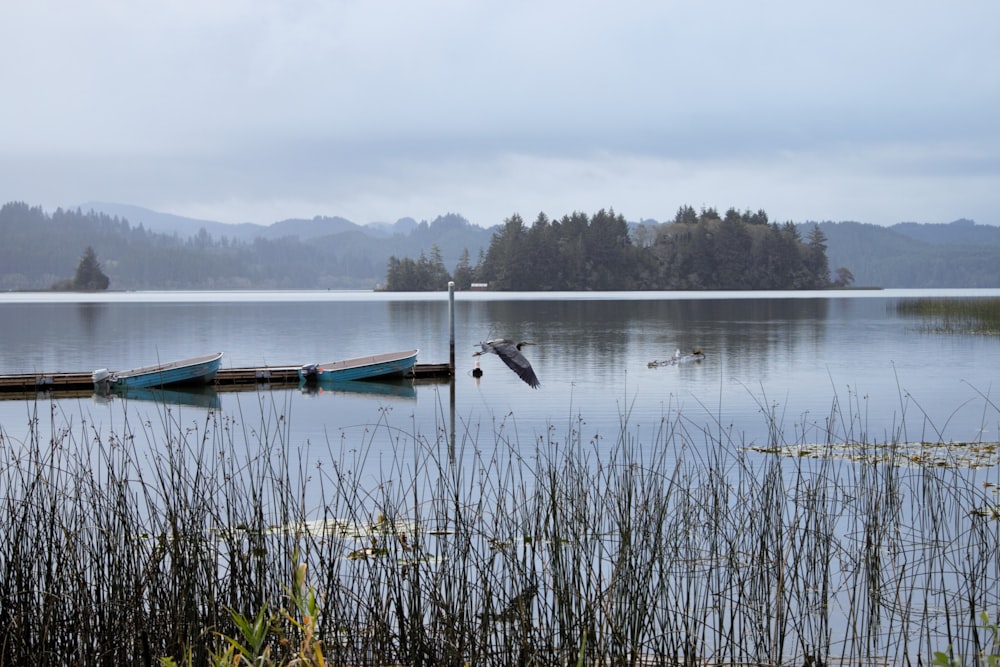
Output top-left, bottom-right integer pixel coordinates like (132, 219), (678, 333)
(4, 289), (1000, 663)
(3, 289), (1000, 458)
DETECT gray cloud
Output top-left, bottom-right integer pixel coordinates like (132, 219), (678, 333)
(2, 0), (998, 227)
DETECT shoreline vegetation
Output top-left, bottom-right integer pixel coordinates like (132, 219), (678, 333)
(2, 392), (999, 665)
(385, 208), (841, 292)
(897, 297), (1000, 334)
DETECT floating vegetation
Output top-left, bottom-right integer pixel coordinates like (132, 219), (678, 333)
(747, 439), (1000, 469)
(970, 505), (1000, 520)
(896, 296), (1000, 334)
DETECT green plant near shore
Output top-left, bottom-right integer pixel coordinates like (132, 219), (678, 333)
(932, 612), (1000, 667)
(2, 390), (1000, 665)
(160, 552), (324, 667)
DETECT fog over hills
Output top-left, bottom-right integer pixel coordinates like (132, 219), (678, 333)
(76, 202), (420, 242)
(1, 200), (992, 289)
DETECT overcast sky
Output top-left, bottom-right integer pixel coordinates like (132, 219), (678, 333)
(2, 1), (997, 228)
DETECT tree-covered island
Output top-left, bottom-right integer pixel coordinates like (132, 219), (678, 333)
(49, 246), (111, 291)
(385, 206), (847, 291)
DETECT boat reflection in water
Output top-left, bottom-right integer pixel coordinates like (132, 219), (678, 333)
(92, 384), (222, 410)
(298, 377), (417, 400)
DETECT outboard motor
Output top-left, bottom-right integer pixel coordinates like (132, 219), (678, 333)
(300, 364), (320, 384)
(92, 368), (112, 392)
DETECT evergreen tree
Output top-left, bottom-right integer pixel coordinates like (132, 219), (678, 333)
(424, 245), (452, 289)
(452, 248), (474, 290)
(805, 225), (831, 287)
(556, 211), (590, 289)
(674, 205), (698, 224)
(73, 246), (110, 290)
(524, 213), (561, 289)
(480, 214), (530, 290)
(713, 217), (753, 289)
(584, 209), (632, 289)
(382, 246), (451, 291)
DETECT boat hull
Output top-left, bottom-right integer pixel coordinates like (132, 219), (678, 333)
(299, 349), (418, 384)
(93, 352), (224, 391)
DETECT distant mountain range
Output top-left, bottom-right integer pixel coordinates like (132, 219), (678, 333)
(66, 201), (492, 288)
(73, 203), (1000, 289)
(815, 218), (1000, 288)
(81, 203), (1000, 289)
(3, 200), (998, 289)
(76, 201), (422, 243)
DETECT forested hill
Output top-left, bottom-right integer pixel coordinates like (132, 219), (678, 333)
(0, 202), (491, 290)
(817, 219), (1000, 288)
(2, 200), (1000, 289)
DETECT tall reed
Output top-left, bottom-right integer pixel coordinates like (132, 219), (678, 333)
(896, 297), (1000, 334)
(1, 388), (998, 665)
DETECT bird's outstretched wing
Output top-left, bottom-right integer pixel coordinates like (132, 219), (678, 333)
(494, 342), (540, 389)
(475, 339), (541, 388)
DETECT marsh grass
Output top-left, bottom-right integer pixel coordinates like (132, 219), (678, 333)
(896, 297), (1000, 334)
(1, 390), (999, 666)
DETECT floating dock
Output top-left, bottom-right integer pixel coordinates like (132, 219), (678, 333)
(3, 282), (462, 397)
(0, 363), (452, 395)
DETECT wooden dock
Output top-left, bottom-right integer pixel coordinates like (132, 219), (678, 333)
(0, 363), (453, 395)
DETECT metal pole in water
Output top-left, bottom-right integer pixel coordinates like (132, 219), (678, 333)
(448, 281), (455, 374)
(448, 281), (456, 463)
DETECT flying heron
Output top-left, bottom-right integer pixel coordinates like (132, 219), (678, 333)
(473, 338), (540, 388)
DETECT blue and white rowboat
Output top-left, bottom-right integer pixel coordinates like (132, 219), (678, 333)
(93, 352), (224, 392)
(299, 349), (418, 384)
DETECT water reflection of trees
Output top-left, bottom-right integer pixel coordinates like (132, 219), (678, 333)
(387, 301), (451, 348)
(76, 301), (106, 337)
(475, 300), (635, 376)
(464, 298), (830, 375)
(381, 296), (837, 392)
(675, 299), (831, 380)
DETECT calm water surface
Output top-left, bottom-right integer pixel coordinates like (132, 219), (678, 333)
(3, 289), (1000, 464)
(5, 289), (1000, 663)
